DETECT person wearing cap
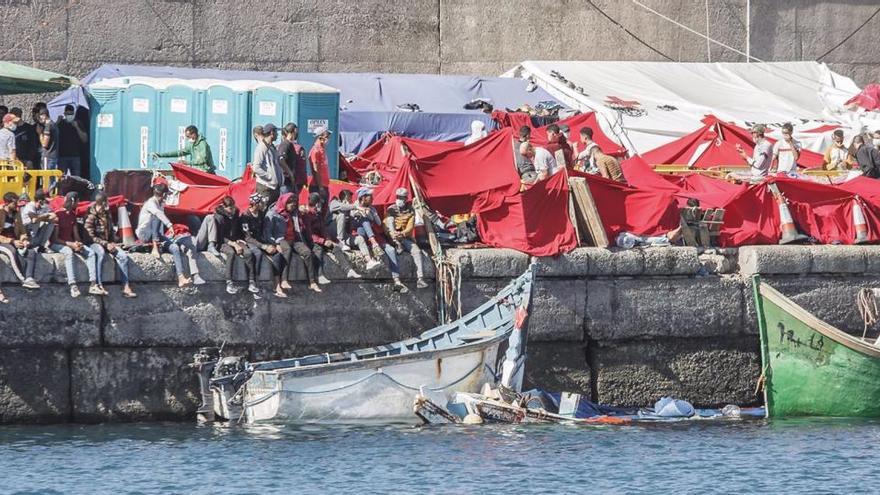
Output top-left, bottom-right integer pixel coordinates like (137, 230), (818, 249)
(308, 127), (332, 199)
(84, 191), (137, 298)
(49, 191), (99, 298)
(252, 124), (283, 206)
(0, 113), (20, 163)
(152, 125), (215, 174)
(383, 187), (427, 292)
(19, 188), (56, 251)
(350, 188), (384, 271)
(241, 192), (286, 298)
(735, 124), (773, 179)
(0, 192), (40, 292)
(10, 108), (39, 169)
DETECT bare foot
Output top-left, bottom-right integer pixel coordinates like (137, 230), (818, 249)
(280, 281), (292, 290)
(151, 248), (161, 259)
(309, 283), (322, 293)
(178, 275), (192, 287)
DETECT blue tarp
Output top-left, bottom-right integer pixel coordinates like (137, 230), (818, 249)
(49, 64), (563, 154)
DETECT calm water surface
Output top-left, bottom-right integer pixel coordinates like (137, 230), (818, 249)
(1, 419), (878, 494)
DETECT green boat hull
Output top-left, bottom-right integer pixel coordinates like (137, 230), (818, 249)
(754, 277), (880, 418)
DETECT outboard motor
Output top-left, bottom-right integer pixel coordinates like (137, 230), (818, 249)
(189, 347), (220, 423)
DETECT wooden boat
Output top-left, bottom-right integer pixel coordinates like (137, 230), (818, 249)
(753, 275), (880, 417)
(190, 265), (534, 423)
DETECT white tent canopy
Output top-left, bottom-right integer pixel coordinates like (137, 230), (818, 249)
(503, 61), (863, 154)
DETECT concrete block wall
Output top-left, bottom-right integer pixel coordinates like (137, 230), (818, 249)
(0, 0), (878, 111)
(3, 245), (880, 423)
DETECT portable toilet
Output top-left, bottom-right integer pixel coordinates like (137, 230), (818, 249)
(205, 83), (250, 179)
(154, 84), (205, 168)
(249, 85), (286, 157)
(120, 84), (160, 175)
(87, 83), (126, 182)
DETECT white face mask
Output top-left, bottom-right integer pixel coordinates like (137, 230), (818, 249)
(395, 199), (405, 208)
(8, 124), (16, 132)
(64, 114), (74, 123)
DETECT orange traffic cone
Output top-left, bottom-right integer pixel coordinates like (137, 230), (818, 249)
(769, 184), (807, 245)
(117, 204), (136, 247)
(853, 199), (869, 244)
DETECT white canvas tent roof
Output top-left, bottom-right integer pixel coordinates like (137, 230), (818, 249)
(503, 61), (862, 154)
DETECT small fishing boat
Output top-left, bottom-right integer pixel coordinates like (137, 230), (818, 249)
(753, 275), (880, 418)
(190, 265), (534, 423)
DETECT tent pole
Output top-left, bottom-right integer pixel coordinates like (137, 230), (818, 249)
(705, 0), (711, 62)
(746, 0), (750, 63)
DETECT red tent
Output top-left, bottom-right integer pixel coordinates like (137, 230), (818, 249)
(642, 116), (824, 170)
(530, 112), (627, 157)
(351, 135), (462, 183)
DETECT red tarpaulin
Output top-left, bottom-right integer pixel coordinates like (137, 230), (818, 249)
(845, 83), (880, 111)
(477, 171), (577, 256)
(529, 112), (627, 157)
(161, 164), (256, 216)
(620, 155), (747, 208)
(642, 116), (824, 169)
(491, 110), (533, 131)
(49, 195), (127, 217)
(171, 163), (231, 187)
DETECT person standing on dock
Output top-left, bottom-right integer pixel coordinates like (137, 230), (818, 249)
(252, 124), (283, 206)
(277, 123), (307, 194)
(0, 113), (19, 164)
(57, 105), (88, 178)
(735, 124), (773, 179)
(771, 123), (801, 176)
(309, 127), (332, 203)
(152, 125), (215, 175)
(856, 131), (880, 179)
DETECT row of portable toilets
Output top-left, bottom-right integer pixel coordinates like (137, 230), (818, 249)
(87, 77), (340, 182)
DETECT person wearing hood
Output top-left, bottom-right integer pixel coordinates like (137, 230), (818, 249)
(152, 125), (215, 174)
(57, 105), (88, 177)
(50, 191), (99, 297)
(465, 120), (488, 146)
(84, 192), (136, 298)
(264, 192), (321, 293)
(350, 188), (384, 271)
(209, 196), (258, 295)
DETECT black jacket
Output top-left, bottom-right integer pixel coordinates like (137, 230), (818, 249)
(856, 144), (880, 179)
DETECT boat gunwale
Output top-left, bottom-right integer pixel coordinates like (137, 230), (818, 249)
(256, 331), (512, 378)
(758, 281), (880, 359)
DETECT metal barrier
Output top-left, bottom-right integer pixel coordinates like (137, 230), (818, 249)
(0, 159), (63, 198)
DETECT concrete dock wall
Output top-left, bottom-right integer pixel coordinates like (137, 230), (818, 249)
(2, 245), (880, 423)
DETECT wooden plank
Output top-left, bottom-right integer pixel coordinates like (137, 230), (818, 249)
(568, 177), (609, 248)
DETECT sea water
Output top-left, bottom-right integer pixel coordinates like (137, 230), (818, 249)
(1, 419), (878, 494)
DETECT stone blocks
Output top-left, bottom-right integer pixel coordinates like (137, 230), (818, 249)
(0, 349), (70, 423)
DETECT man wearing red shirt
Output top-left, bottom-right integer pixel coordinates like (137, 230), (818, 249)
(49, 192), (99, 297)
(309, 127), (332, 200)
(544, 124), (573, 169)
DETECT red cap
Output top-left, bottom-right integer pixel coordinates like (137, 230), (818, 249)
(2, 114), (19, 125)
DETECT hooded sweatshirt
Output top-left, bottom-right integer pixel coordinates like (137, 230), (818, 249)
(464, 120), (488, 146)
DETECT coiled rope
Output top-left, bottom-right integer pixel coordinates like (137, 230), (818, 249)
(858, 288), (878, 341)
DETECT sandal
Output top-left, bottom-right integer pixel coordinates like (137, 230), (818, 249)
(122, 289), (138, 298)
(0, 292), (8, 304)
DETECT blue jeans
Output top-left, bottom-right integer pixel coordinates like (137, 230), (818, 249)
(50, 243), (97, 284)
(164, 236), (199, 278)
(90, 243), (130, 285)
(137, 217), (165, 244)
(383, 239), (424, 279)
(43, 156), (59, 189)
(58, 156), (81, 177)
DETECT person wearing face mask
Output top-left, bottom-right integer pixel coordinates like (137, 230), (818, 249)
(152, 125), (215, 174)
(383, 188), (427, 292)
(823, 130), (854, 171)
(856, 131), (880, 179)
(9, 108), (38, 169)
(0, 192), (40, 292)
(37, 108), (60, 185)
(57, 104), (87, 177)
(241, 193), (285, 298)
(0, 113), (19, 163)
(770, 123), (801, 176)
(49, 191), (99, 298)
(84, 192), (136, 298)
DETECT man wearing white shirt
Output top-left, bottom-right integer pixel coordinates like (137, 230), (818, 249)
(771, 123), (801, 176)
(533, 146), (560, 180)
(734, 124), (773, 180)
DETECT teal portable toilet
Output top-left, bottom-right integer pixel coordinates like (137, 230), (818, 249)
(249, 86), (285, 157)
(120, 84), (159, 174)
(87, 84), (125, 183)
(154, 84), (204, 168)
(205, 84), (250, 179)
(280, 82), (340, 181)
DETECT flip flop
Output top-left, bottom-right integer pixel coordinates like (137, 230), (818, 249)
(0, 293), (8, 304)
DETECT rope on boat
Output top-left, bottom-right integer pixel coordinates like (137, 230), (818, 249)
(857, 288), (878, 341)
(435, 255), (462, 324)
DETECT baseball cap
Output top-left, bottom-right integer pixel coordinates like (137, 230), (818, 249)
(263, 123), (278, 134)
(314, 126), (332, 136)
(395, 187), (408, 198)
(356, 187), (373, 200)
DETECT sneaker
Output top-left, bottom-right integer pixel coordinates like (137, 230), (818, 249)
(247, 282), (260, 294)
(22, 278), (40, 289)
(252, 292), (263, 301)
(365, 259), (381, 271)
(70, 284), (81, 298)
(226, 282), (239, 295)
(178, 275), (192, 288)
(416, 278), (429, 289)
(193, 274), (207, 285)
(393, 280), (409, 294)
(341, 244), (352, 252)
(207, 244), (221, 256)
(346, 269), (362, 279)
(371, 244), (384, 258)
(318, 275), (331, 285)
(87, 284), (104, 296)
(309, 283), (323, 293)
(274, 289), (288, 299)
(326, 251), (338, 263)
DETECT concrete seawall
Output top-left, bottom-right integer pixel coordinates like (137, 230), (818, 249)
(2, 245), (879, 423)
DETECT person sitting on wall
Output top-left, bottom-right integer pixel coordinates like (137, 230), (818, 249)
(329, 189), (356, 246)
(0, 192), (40, 292)
(241, 193), (286, 298)
(152, 125), (215, 174)
(207, 195), (259, 296)
(263, 192), (307, 293)
(49, 191), (99, 298)
(349, 188), (384, 271)
(383, 187), (428, 293)
(19, 188), (56, 251)
(304, 191), (356, 284)
(84, 191), (137, 298)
